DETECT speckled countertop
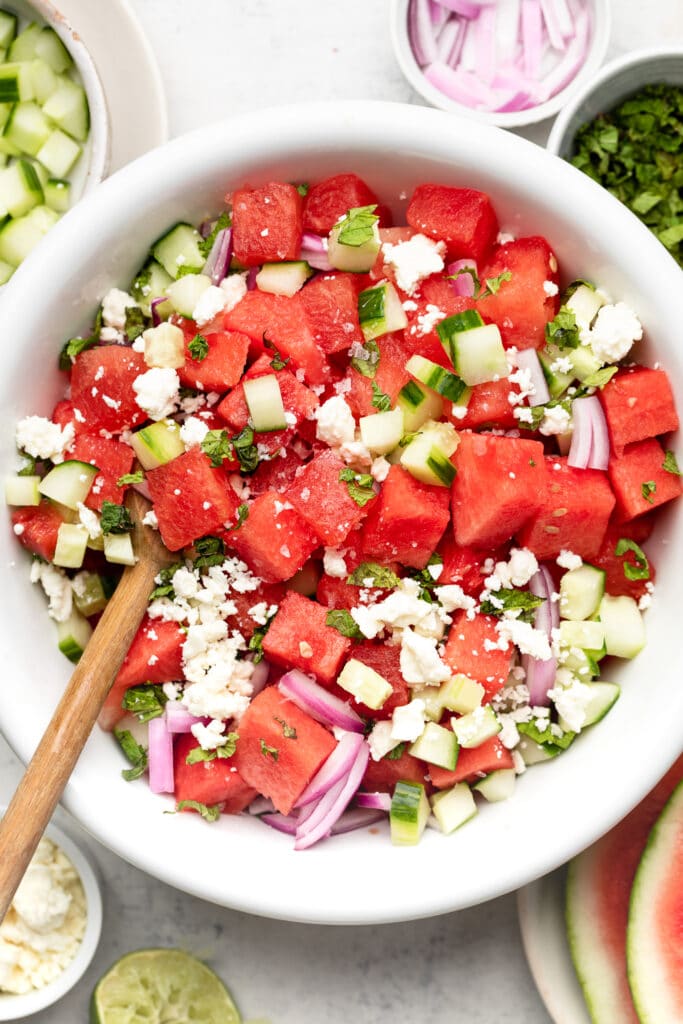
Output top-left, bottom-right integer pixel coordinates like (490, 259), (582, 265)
(2, 0), (682, 1019)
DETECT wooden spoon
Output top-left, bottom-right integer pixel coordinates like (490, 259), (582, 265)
(0, 490), (175, 921)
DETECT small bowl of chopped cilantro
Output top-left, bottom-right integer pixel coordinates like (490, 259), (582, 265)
(547, 46), (683, 268)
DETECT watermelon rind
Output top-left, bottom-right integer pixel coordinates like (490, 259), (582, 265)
(627, 781), (683, 1024)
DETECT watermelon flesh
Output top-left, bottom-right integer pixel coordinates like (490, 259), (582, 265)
(566, 755), (683, 1024)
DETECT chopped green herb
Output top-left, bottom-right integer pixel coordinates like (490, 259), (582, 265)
(186, 733), (238, 764)
(248, 611), (277, 664)
(274, 717), (297, 739)
(337, 204), (378, 247)
(148, 562), (183, 601)
(201, 429), (233, 468)
(663, 450), (682, 476)
(641, 480), (656, 504)
(259, 739), (279, 761)
(480, 270), (512, 297)
(17, 452), (37, 476)
(295, 182), (310, 197)
(114, 728), (148, 781)
(193, 535), (225, 571)
(583, 365), (618, 389)
(371, 381), (392, 412)
(121, 684), (168, 722)
(58, 334), (98, 370)
(350, 338), (380, 379)
(445, 265), (481, 292)
(188, 333), (209, 361)
(529, 458), (536, 467)
(117, 469), (144, 487)
(326, 608), (364, 639)
(198, 212), (231, 259)
(615, 538), (650, 581)
(338, 467), (376, 508)
(231, 425), (259, 474)
(386, 742), (407, 760)
(226, 503), (249, 530)
(399, 430), (420, 448)
(347, 562), (401, 589)
(263, 335), (290, 371)
(100, 501), (133, 535)
(125, 306), (147, 342)
(176, 799), (221, 822)
(480, 588), (545, 618)
(518, 720), (576, 754)
(175, 265), (201, 279)
(408, 553), (444, 602)
(545, 306), (580, 350)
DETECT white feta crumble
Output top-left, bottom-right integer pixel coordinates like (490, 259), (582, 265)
(451, 403), (468, 421)
(638, 582), (654, 611)
(315, 395), (356, 448)
(433, 584), (476, 614)
(192, 285), (228, 326)
(381, 233), (446, 295)
(179, 415), (210, 448)
(538, 404), (571, 436)
(370, 456), (391, 483)
(400, 627), (451, 685)
(101, 288), (137, 333)
(29, 562), (72, 622)
(497, 231), (515, 244)
(550, 355), (573, 374)
(557, 550), (582, 571)
(548, 670), (593, 732)
(587, 302), (643, 364)
(15, 417), (74, 463)
(368, 720), (401, 761)
(416, 304), (446, 336)
(323, 548), (348, 578)
(76, 502), (101, 539)
(219, 272), (248, 312)
(390, 698), (426, 742)
(485, 548), (539, 591)
(162, 682), (180, 701)
(508, 367), (536, 406)
(543, 280), (559, 297)
(142, 509), (159, 529)
(350, 579), (444, 641)
(191, 718), (227, 750)
(132, 367), (180, 421)
(496, 617), (552, 661)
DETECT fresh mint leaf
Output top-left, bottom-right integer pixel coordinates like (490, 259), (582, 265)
(386, 742), (406, 760)
(259, 739), (279, 761)
(121, 684), (168, 722)
(198, 212), (231, 259)
(148, 562), (183, 601)
(545, 306), (580, 350)
(337, 204), (378, 247)
(188, 333), (209, 361)
(193, 535), (225, 571)
(124, 306), (147, 342)
(615, 538), (650, 581)
(17, 452), (37, 476)
(59, 334), (97, 370)
(263, 335), (290, 371)
(480, 588), (545, 618)
(274, 717), (297, 739)
(117, 469), (144, 487)
(350, 339), (380, 379)
(100, 501), (133, 535)
(338, 468), (376, 508)
(479, 270), (512, 297)
(248, 610), (277, 664)
(347, 562), (401, 589)
(295, 182), (310, 197)
(186, 732), (238, 764)
(663, 450), (682, 476)
(517, 720), (575, 754)
(326, 608), (364, 639)
(176, 799), (221, 822)
(231, 425), (259, 473)
(371, 381), (391, 411)
(583, 365), (618, 389)
(641, 480), (656, 504)
(114, 728), (147, 781)
(201, 429), (232, 468)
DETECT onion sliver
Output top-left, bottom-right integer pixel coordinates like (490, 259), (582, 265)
(294, 741), (370, 851)
(447, 258), (478, 297)
(202, 227), (233, 285)
(278, 670), (365, 733)
(516, 348), (550, 407)
(295, 731), (365, 808)
(331, 808), (386, 835)
(261, 812), (298, 836)
(164, 702), (202, 734)
(568, 395), (594, 469)
(148, 715), (174, 793)
(355, 791), (392, 812)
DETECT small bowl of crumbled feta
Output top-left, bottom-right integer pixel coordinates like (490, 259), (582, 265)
(0, 814), (102, 1019)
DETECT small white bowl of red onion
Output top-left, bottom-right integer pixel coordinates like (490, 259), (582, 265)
(391, 0), (611, 127)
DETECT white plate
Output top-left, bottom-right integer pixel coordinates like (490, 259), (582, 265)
(518, 869), (592, 1024)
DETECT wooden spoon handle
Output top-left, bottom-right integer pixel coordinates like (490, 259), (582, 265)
(0, 526), (165, 921)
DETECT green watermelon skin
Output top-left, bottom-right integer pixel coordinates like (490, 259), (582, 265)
(566, 755), (683, 1024)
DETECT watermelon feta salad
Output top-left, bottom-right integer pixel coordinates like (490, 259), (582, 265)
(6, 173), (682, 849)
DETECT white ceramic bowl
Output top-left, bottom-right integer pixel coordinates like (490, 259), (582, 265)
(547, 45), (683, 158)
(390, 0), (611, 128)
(0, 814), (102, 1020)
(0, 101), (682, 925)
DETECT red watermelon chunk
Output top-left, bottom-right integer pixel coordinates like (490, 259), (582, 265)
(343, 331), (416, 418)
(437, 535), (509, 597)
(430, 736), (514, 788)
(452, 432), (546, 548)
(599, 367), (679, 453)
(70, 347), (147, 434)
(262, 591), (351, 686)
(231, 181), (303, 266)
(286, 449), (374, 547)
(233, 685), (336, 814)
(227, 581), (285, 642)
(477, 236), (560, 350)
(592, 520), (656, 600)
(316, 574), (361, 611)
(98, 617), (184, 731)
(300, 273), (364, 355)
(517, 456), (616, 560)
(403, 283), (476, 369)
(361, 464), (451, 570)
(174, 734), (257, 814)
(445, 378), (519, 430)
(249, 446), (305, 495)
(444, 611), (511, 702)
(228, 491), (319, 583)
(146, 448), (240, 551)
(608, 438), (683, 522)
(362, 745), (429, 794)
(70, 433), (135, 512)
(11, 500), (64, 561)
(303, 173), (379, 236)
(52, 399), (76, 430)
(370, 227), (415, 283)
(178, 321), (250, 392)
(349, 642), (410, 720)
(406, 184), (498, 262)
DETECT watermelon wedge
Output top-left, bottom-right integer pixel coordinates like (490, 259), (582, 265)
(565, 755), (683, 1023)
(627, 780), (683, 1024)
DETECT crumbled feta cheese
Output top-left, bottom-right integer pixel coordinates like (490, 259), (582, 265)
(496, 617), (552, 661)
(193, 284), (231, 327)
(76, 502), (101, 540)
(485, 548), (539, 591)
(29, 561), (72, 622)
(508, 367), (536, 406)
(15, 416), (74, 463)
(400, 627), (451, 685)
(132, 367), (180, 421)
(323, 548), (348, 578)
(416, 304), (446, 336)
(548, 670), (593, 732)
(543, 280), (559, 297)
(163, 682), (180, 701)
(550, 356), (573, 374)
(557, 550), (582, 571)
(191, 718), (226, 750)
(588, 302), (643, 364)
(451, 403), (468, 421)
(142, 509), (159, 529)
(351, 579), (444, 641)
(390, 698), (426, 742)
(179, 415), (210, 448)
(538, 404), (571, 436)
(433, 583), (476, 614)
(315, 395), (356, 448)
(101, 288), (137, 332)
(370, 456), (391, 483)
(219, 272), (248, 312)
(299, 640), (313, 658)
(382, 233), (446, 295)
(368, 720), (401, 761)
(497, 231), (515, 244)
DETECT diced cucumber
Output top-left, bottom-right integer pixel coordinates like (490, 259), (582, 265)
(0, 10), (17, 50)
(582, 681), (620, 727)
(132, 259), (173, 318)
(598, 594), (645, 659)
(53, 522), (88, 568)
(29, 157), (47, 186)
(29, 58), (57, 105)
(0, 158), (42, 216)
(337, 658), (392, 710)
(0, 210), (41, 264)
(7, 22), (41, 62)
(431, 783), (477, 835)
(409, 721), (459, 770)
(25, 202), (58, 232)
(44, 176), (70, 213)
(0, 254), (12, 282)
(153, 222), (205, 279)
(561, 646), (599, 681)
(399, 420), (458, 487)
(569, 345), (604, 382)
(39, 460), (98, 510)
(390, 780), (430, 846)
(243, 374), (287, 432)
(440, 674), (485, 714)
(0, 103), (10, 132)
(130, 419), (184, 470)
(451, 705), (501, 749)
(397, 379), (444, 433)
(255, 260), (312, 297)
(359, 408), (403, 455)
(519, 736), (558, 765)
(559, 620), (606, 658)
(559, 563), (605, 621)
(328, 207), (380, 273)
(358, 281), (408, 342)
(103, 532), (136, 566)
(57, 608), (92, 663)
(4, 100), (50, 155)
(565, 283), (603, 329)
(436, 309), (484, 363)
(0, 62), (33, 103)
(36, 128), (81, 177)
(447, 323), (508, 387)
(163, 272), (210, 318)
(142, 322), (185, 370)
(42, 77), (88, 141)
(35, 27), (73, 73)
(72, 571), (109, 617)
(405, 354), (468, 403)
(473, 769), (516, 802)
(5, 474), (40, 505)
(539, 347), (574, 398)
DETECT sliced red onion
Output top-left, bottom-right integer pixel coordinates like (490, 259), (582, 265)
(436, 16), (464, 65)
(522, 566), (557, 706)
(537, 7), (588, 102)
(294, 741), (370, 851)
(300, 231), (333, 272)
(521, 0), (544, 77)
(540, 0), (573, 49)
(429, 0), (451, 31)
(295, 732), (365, 808)
(409, 0), (438, 65)
(587, 397), (609, 471)
(494, 89), (534, 113)
(278, 670), (365, 734)
(261, 812), (298, 836)
(248, 795), (276, 816)
(246, 266), (259, 291)
(516, 349), (550, 407)
(568, 395), (593, 469)
(473, 4), (496, 83)
(523, 653), (557, 708)
(249, 658), (270, 696)
(132, 478), (152, 501)
(148, 716), (174, 793)
(447, 258), (478, 297)
(355, 791), (392, 812)
(164, 702), (201, 734)
(202, 227), (233, 285)
(331, 807), (386, 835)
(540, 565), (560, 632)
(199, 219), (213, 239)
(424, 62), (498, 108)
(150, 296), (167, 327)
(437, 0), (491, 18)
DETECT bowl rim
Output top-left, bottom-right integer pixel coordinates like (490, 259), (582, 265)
(0, 100), (682, 925)
(389, 0), (612, 128)
(547, 44), (683, 156)
(0, 811), (102, 1019)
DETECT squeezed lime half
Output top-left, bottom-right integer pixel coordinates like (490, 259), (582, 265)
(91, 948), (241, 1024)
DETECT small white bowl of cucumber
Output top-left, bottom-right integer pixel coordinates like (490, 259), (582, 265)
(0, 0), (109, 284)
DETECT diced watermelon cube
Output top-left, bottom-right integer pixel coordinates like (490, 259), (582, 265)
(233, 685), (336, 814)
(406, 184), (499, 262)
(445, 378), (518, 430)
(249, 446), (305, 495)
(362, 745), (429, 793)
(369, 227), (415, 283)
(228, 491), (319, 583)
(343, 331), (416, 418)
(349, 642), (410, 720)
(452, 433), (546, 548)
(517, 456), (616, 560)
(70, 347), (148, 434)
(227, 581), (285, 641)
(430, 736), (514, 788)
(316, 574), (360, 611)
(591, 519), (656, 600)
(300, 273), (364, 355)
(232, 181), (303, 266)
(70, 433), (135, 512)
(599, 367), (679, 452)
(608, 438), (683, 522)
(443, 611), (511, 702)
(146, 448), (240, 551)
(437, 535), (509, 596)
(98, 617), (184, 731)
(11, 500), (64, 561)
(303, 173), (379, 235)
(477, 236), (560, 350)
(174, 733), (257, 814)
(403, 283), (476, 369)
(286, 449), (375, 547)
(52, 399), (75, 430)
(262, 591), (351, 685)
(361, 465), (451, 570)
(178, 321), (250, 392)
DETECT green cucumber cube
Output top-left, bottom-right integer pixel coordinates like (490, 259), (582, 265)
(44, 177), (70, 213)
(4, 474), (40, 506)
(53, 522), (88, 568)
(42, 78), (88, 141)
(132, 259), (174, 317)
(0, 10), (17, 50)
(0, 158), (43, 217)
(328, 207), (380, 272)
(36, 128), (81, 178)
(243, 374), (287, 433)
(165, 272), (211, 318)
(431, 783), (477, 834)
(451, 705), (501, 749)
(103, 532), (136, 566)
(130, 419), (184, 470)
(409, 721), (459, 770)
(598, 594), (646, 659)
(29, 58), (58, 105)
(4, 100), (51, 155)
(397, 380), (444, 433)
(8, 22), (41, 62)
(559, 563), (605, 621)
(39, 460), (98, 510)
(358, 281), (407, 342)
(559, 619), (606, 656)
(390, 780), (430, 846)
(142, 322), (185, 370)
(472, 769), (516, 802)
(337, 658), (392, 710)
(255, 261), (312, 297)
(359, 408), (403, 455)
(72, 571), (109, 617)
(0, 62), (34, 103)
(35, 26), (73, 73)
(153, 222), (204, 279)
(57, 608), (92, 663)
